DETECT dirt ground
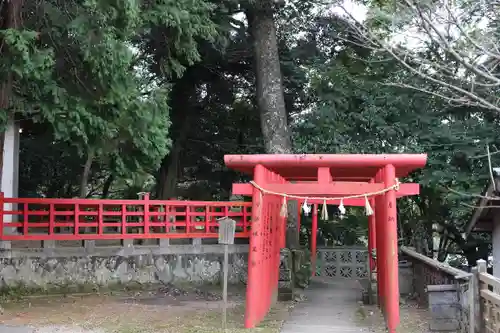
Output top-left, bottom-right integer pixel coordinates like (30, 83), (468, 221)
(0, 283), (432, 333)
(357, 301), (432, 333)
(0, 284), (290, 333)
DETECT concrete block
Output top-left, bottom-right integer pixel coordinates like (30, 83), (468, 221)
(42, 240), (56, 248)
(0, 241), (11, 250)
(121, 239), (133, 248)
(399, 261), (413, 295)
(84, 240), (95, 250)
(427, 284), (460, 331)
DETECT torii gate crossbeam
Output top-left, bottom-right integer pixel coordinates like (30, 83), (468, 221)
(224, 154), (427, 333)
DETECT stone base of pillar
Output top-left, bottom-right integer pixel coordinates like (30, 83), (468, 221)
(278, 287), (294, 301)
(278, 248), (294, 301)
(361, 269), (378, 305)
(363, 281), (378, 305)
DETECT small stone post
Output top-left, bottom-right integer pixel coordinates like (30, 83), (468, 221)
(470, 265), (478, 333)
(278, 248), (293, 301)
(84, 240), (95, 251)
(42, 239), (56, 256)
(192, 238), (202, 247)
(477, 260), (487, 333)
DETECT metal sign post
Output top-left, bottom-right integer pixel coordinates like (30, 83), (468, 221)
(218, 217), (236, 332)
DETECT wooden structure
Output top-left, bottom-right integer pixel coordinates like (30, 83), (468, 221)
(402, 246), (500, 333)
(475, 260), (500, 333)
(463, 169), (500, 234)
(225, 153), (427, 332)
(463, 168), (500, 277)
(0, 195), (252, 240)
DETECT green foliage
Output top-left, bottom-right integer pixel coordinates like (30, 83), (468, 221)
(0, 29), (53, 80)
(138, 0), (218, 78)
(300, 209), (369, 247)
(3, 0), (219, 196)
(290, 11), (499, 260)
(19, 126), (85, 198)
(6, 0), (497, 265)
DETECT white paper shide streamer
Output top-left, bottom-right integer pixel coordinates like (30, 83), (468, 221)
(249, 178), (399, 221)
(301, 199), (311, 216)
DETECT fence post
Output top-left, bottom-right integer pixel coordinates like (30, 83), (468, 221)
(470, 265), (478, 333)
(0, 192), (10, 250)
(143, 193), (150, 236)
(477, 260), (487, 333)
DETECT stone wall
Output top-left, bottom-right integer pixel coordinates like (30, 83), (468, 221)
(0, 243), (248, 291)
(398, 261), (414, 295)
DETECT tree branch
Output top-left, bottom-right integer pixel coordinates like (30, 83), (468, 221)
(337, 0), (500, 113)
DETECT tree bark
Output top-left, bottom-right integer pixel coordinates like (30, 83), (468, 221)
(246, 2), (299, 249)
(79, 149), (94, 198)
(156, 71), (196, 199)
(101, 174), (114, 198)
(157, 138), (184, 199)
(246, 3), (292, 154)
(64, 182), (74, 197)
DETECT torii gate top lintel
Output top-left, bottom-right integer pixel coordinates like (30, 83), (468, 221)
(224, 153), (427, 181)
(225, 154), (427, 199)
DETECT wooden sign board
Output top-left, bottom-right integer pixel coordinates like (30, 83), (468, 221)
(218, 218), (236, 245)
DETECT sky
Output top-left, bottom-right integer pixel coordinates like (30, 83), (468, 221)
(330, 0), (367, 22)
(332, 0), (490, 55)
(233, 0), (368, 27)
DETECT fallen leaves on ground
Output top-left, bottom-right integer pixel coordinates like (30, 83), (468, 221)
(0, 285), (292, 333)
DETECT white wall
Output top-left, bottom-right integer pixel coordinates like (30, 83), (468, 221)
(1, 115), (19, 235)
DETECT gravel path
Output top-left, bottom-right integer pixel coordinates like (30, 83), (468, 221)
(280, 277), (431, 333)
(280, 278), (373, 333)
(0, 325), (32, 333)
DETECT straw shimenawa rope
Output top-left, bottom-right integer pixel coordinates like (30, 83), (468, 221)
(249, 179), (401, 219)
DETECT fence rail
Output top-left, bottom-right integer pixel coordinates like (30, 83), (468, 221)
(400, 246), (471, 332)
(0, 194), (252, 240)
(400, 249), (500, 333)
(476, 260), (500, 333)
(401, 246), (468, 306)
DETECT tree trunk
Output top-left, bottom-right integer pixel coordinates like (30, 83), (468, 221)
(156, 105), (191, 199)
(246, 3), (292, 154)
(64, 183), (74, 197)
(79, 149), (94, 198)
(156, 71), (196, 199)
(246, 2), (299, 249)
(101, 174), (114, 198)
(157, 139), (183, 199)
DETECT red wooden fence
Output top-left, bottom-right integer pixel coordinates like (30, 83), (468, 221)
(0, 193), (252, 240)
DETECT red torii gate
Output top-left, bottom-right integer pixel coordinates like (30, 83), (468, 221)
(225, 154), (427, 333)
